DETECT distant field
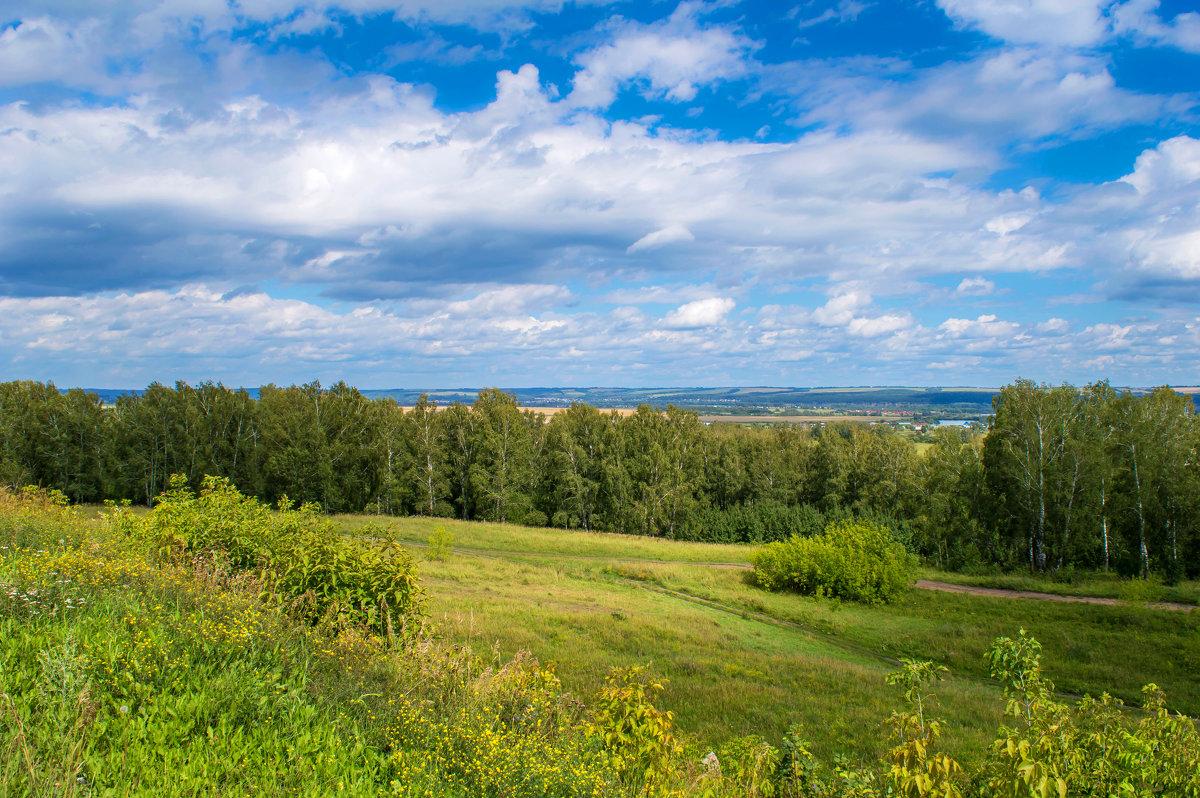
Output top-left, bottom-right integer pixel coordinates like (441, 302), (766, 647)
(340, 514), (1200, 766)
(401, 405), (640, 416)
(700, 414), (890, 424)
(397, 407), (909, 423)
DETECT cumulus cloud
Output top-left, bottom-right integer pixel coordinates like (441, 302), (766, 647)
(663, 297), (735, 328)
(935, 0), (1200, 53)
(847, 314), (911, 337)
(8, 0), (623, 34)
(938, 314), (1021, 341)
(1037, 318), (1070, 334)
(1112, 0), (1200, 52)
(4, 0), (1200, 386)
(0, 67), (1068, 301)
(956, 277), (995, 296)
(936, 0), (1112, 47)
(568, 3), (756, 108)
(778, 48), (1169, 146)
(2, 280), (1197, 387)
(1120, 135), (1200, 194)
(813, 289), (871, 326)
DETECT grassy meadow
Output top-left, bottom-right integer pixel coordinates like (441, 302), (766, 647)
(5, 487), (1198, 796)
(341, 513), (1200, 767)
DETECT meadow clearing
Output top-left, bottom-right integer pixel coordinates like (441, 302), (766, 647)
(4, 486), (1199, 796)
(339, 513), (1200, 768)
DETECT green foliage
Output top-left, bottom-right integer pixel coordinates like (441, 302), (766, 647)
(982, 630), (1200, 798)
(427, 524), (454, 560)
(717, 734), (781, 797)
(380, 651), (616, 797)
(140, 475), (424, 634)
(884, 660), (963, 798)
(589, 665), (681, 794)
(1116, 573), (1165, 604)
(690, 502), (831, 544)
(775, 726), (833, 797)
(751, 518), (914, 604)
(5, 486), (1200, 798)
(0, 488), (404, 797)
(4, 376), (1200, 579)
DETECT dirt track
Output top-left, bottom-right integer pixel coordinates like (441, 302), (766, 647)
(915, 579), (1197, 612)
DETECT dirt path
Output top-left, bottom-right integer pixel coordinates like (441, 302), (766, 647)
(915, 579), (1197, 612)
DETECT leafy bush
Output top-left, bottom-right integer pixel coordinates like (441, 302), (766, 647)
(982, 629), (1200, 798)
(135, 475), (424, 634)
(751, 519), (914, 604)
(588, 665), (680, 794)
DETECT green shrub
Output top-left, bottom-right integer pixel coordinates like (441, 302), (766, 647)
(427, 525), (454, 561)
(982, 629), (1200, 797)
(750, 519), (914, 604)
(135, 475), (424, 635)
(589, 665), (680, 794)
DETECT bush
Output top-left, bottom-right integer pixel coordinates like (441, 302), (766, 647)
(750, 519), (914, 604)
(134, 475), (424, 635)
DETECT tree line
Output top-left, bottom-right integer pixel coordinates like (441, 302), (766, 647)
(0, 378), (1196, 578)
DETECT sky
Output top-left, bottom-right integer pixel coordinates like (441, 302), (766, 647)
(1, 0), (1199, 389)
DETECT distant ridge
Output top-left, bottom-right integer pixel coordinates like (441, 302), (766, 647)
(362, 386), (1003, 411)
(69, 385), (1197, 412)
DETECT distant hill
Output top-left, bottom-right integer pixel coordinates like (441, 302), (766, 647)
(358, 386), (1004, 413)
(76, 385), (1197, 413)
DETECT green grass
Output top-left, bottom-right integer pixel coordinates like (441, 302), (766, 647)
(8, 494), (1199, 796)
(0, 516), (417, 796)
(336, 514), (754, 564)
(409, 548), (1004, 768)
(339, 513), (1200, 767)
(596, 561), (1200, 715)
(1, 496), (620, 798)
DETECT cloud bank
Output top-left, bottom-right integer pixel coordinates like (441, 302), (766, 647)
(1, 0), (1199, 387)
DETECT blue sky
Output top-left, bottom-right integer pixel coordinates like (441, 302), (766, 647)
(1, 0), (1199, 389)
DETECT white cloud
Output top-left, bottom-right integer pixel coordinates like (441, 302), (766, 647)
(627, 224), (695, 252)
(956, 277), (995, 296)
(785, 48), (1166, 145)
(568, 3), (756, 108)
(935, 0), (1200, 53)
(0, 16), (103, 88)
(1112, 0), (1200, 53)
(793, 0), (868, 30)
(1037, 317), (1070, 333)
(847, 314), (911, 337)
(938, 314), (1020, 339)
(663, 297), (735, 328)
(3, 282), (1198, 387)
(985, 213), (1033, 235)
(936, 0), (1112, 47)
(4, 3), (1200, 386)
(601, 283), (724, 304)
(438, 284), (572, 317)
(269, 8), (341, 38)
(10, 0), (622, 33)
(813, 289), (872, 326)
(1120, 135), (1200, 194)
